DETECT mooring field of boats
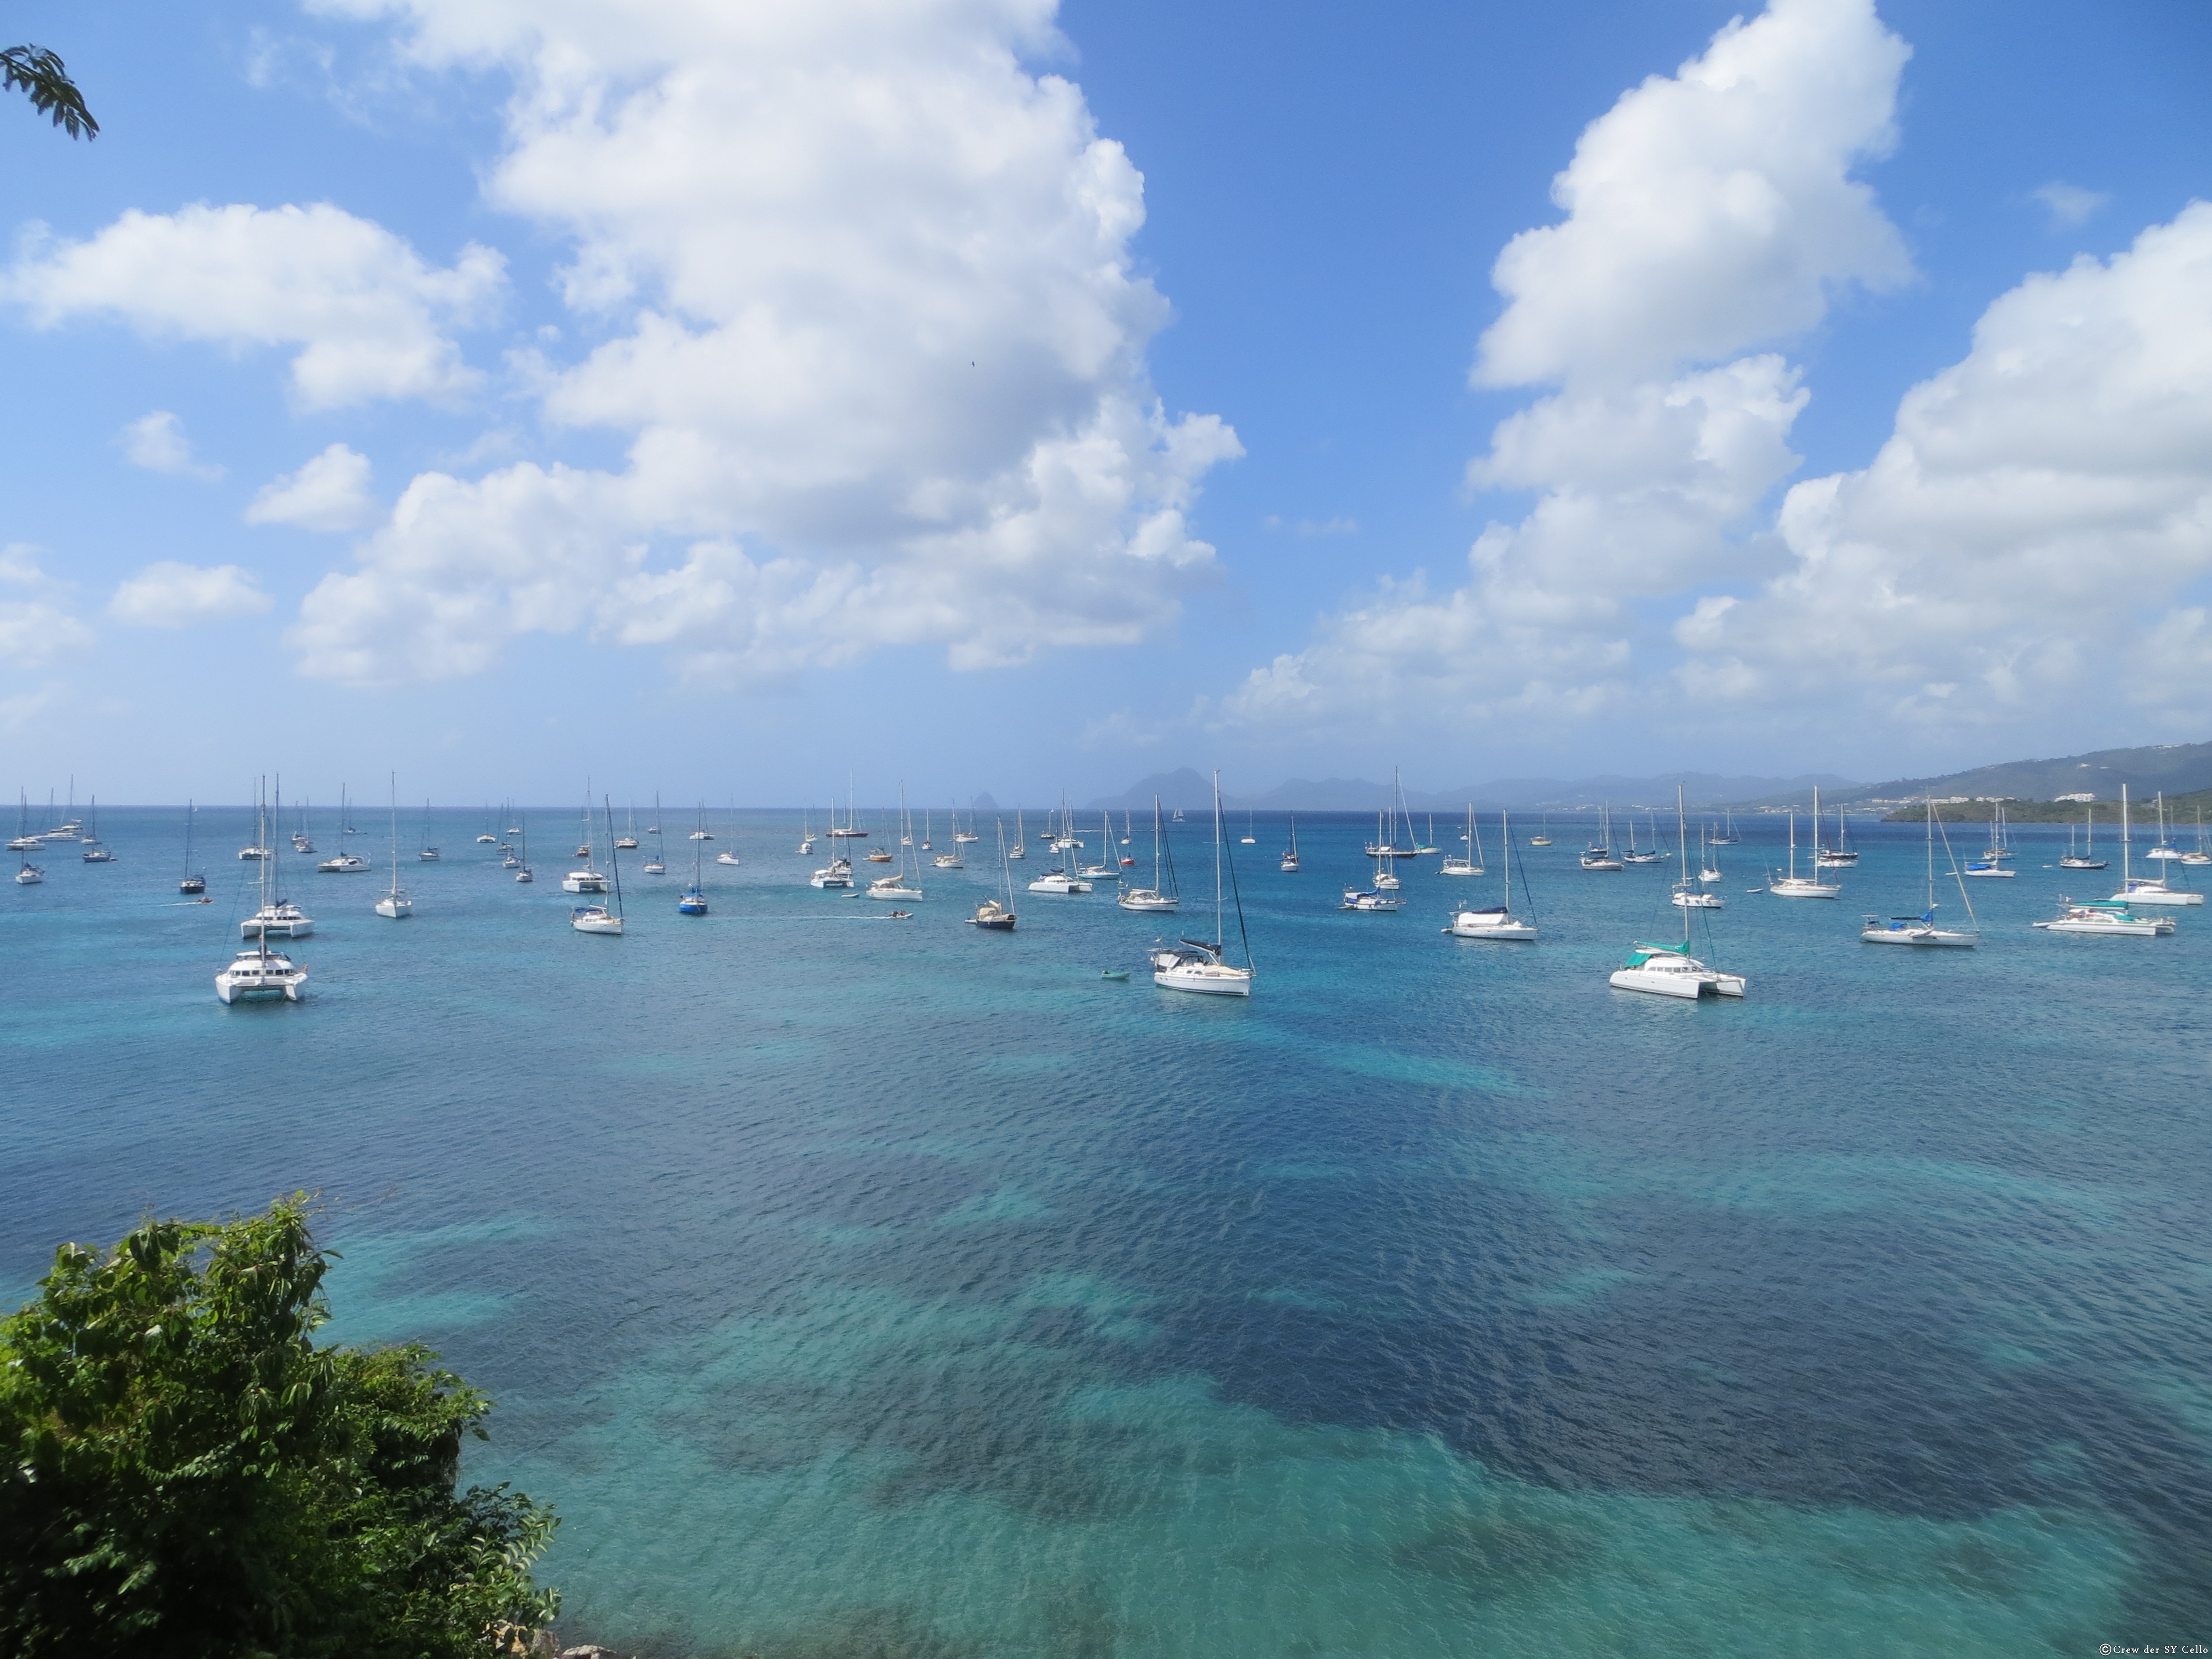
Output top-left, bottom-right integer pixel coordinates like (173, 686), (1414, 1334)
(10, 776), (2205, 1011)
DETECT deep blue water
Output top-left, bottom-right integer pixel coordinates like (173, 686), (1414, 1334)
(4, 804), (2209, 1656)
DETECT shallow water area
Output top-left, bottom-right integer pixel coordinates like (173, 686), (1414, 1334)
(4, 805), (2208, 1654)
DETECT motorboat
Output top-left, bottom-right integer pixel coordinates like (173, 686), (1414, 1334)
(317, 853), (373, 874)
(563, 867), (610, 894)
(1339, 888), (1404, 911)
(1609, 941), (1745, 998)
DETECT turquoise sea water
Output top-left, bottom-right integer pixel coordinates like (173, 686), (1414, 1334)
(4, 805), (2208, 1656)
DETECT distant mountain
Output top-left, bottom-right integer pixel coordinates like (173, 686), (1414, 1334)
(1807, 739), (2212, 807)
(1088, 769), (1861, 812)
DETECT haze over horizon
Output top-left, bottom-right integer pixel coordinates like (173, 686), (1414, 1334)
(3, 0), (2208, 807)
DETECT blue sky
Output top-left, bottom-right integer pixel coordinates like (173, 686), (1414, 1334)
(3, 0), (2208, 808)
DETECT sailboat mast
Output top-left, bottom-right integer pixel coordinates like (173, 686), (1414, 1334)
(1213, 770), (1224, 940)
(605, 796), (624, 915)
(2122, 785), (2132, 886)
(1677, 785), (1691, 944)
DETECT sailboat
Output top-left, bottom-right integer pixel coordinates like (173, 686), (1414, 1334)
(1967, 801), (2014, 873)
(1240, 809), (1257, 846)
(1077, 812), (1119, 880)
(868, 787), (924, 900)
(563, 795), (610, 894)
(1008, 807), (1026, 860)
(615, 803), (639, 850)
(716, 800), (742, 865)
(375, 776), (413, 919)
(417, 799), (441, 862)
(341, 786), (361, 835)
(1816, 801), (1859, 865)
(2184, 807), (2212, 867)
(968, 821), (1017, 930)
(77, 797), (114, 862)
(797, 809), (817, 856)
(1620, 811), (1665, 865)
(2110, 785), (2203, 905)
(827, 774), (869, 838)
(571, 799), (627, 932)
(1709, 810), (1740, 846)
(1610, 786), (1745, 998)
(1769, 790), (1841, 897)
(1369, 814), (1402, 890)
(2144, 792), (2182, 861)
(1440, 804), (1483, 877)
(1447, 811), (1536, 939)
(2058, 804), (2108, 870)
(219, 785), (310, 1001)
(1149, 771), (1254, 996)
(1579, 807), (1623, 871)
(243, 781), (312, 936)
(1119, 797), (1178, 911)
(680, 806), (708, 915)
(178, 800), (205, 894)
(293, 796), (315, 854)
(642, 795), (669, 874)
(1280, 814), (1301, 874)
(13, 790), (43, 884)
(1528, 814), (1552, 848)
(1698, 821), (1722, 884)
(1862, 797), (1976, 946)
(954, 802), (980, 846)
(513, 817), (533, 883)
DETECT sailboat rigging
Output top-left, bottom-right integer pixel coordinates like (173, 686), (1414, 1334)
(1150, 771), (1254, 995)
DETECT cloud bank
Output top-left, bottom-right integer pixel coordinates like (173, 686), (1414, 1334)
(280, 0), (1237, 684)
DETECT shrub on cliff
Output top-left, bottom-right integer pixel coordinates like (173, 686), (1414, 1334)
(0, 1196), (558, 1657)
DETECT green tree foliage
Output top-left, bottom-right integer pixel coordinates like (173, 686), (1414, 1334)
(2, 43), (97, 138)
(0, 1197), (559, 1657)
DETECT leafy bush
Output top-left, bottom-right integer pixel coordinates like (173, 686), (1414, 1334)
(0, 1196), (558, 1657)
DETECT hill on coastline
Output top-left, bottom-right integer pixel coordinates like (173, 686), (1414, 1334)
(1086, 769), (1860, 813)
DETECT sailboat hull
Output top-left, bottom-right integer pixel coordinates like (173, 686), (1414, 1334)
(1153, 963), (1252, 996)
(1860, 924), (1974, 946)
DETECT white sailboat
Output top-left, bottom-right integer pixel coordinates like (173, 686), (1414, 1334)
(1150, 771), (1254, 996)
(1077, 812), (1120, 880)
(797, 809), (817, 856)
(643, 795), (669, 874)
(179, 801), (205, 894)
(1008, 807), (1026, 860)
(2110, 784), (2203, 905)
(1579, 806), (1623, 871)
(968, 822), (1017, 930)
(1816, 801), (1859, 865)
(243, 782), (313, 936)
(1610, 787), (1745, 998)
(13, 790), (43, 884)
(1769, 790), (1841, 897)
(217, 786), (308, 1004)
(1447, 810), (1536, 940)
(1280, 814), (1301, 874)
(375, 775), (413, 918)
(1439, 803), (1483, 877)
(1861, 797), (1976, 946)
(2058, 804), (2107, 870)
(867, 786), (924, 900)
(572, 797), (627, 932)
(1119, 796), (1179, 911)
(513, 818), (534, 883)
(716, 800), (742, 865)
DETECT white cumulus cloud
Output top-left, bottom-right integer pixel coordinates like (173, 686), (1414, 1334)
(246, 444), (377, 531)
(119, 411), (225, 479)
(2033, 181), (2109, 231)
(0, 545), (94, 666)
(1676, 202), (2212, 734)
(1214, 0), (1907, 745)
(8, 202), (505, 409)
(109, 561), (276, 628)
(287, 0), (1238, 685)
